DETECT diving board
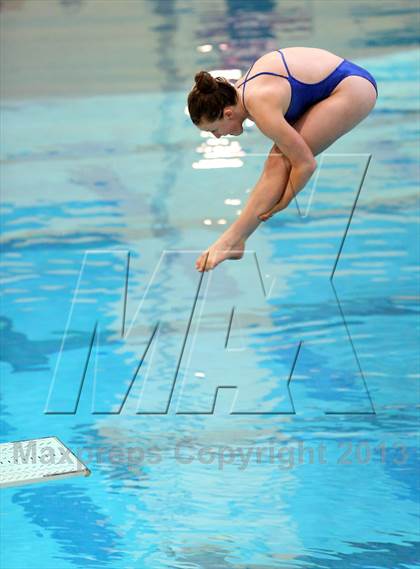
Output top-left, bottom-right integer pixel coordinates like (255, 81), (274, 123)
(0, 437), (90, 488)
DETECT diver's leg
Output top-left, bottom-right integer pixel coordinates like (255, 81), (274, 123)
(292, 75), (377, 155)
(260, 76), (377, 217)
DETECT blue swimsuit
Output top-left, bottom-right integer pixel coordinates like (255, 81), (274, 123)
(238, 49), (378, 124)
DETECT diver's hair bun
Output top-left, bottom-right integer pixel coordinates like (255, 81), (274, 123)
(194, 70), (218, 94)
(188, 70), (237, 125)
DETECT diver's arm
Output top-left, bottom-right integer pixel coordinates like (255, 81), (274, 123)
(194, 96), (317, 271)
(217, 150), (314, 245)
(216, 94), (316, 244)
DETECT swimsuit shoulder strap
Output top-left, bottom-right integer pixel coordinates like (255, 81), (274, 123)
(278, 49), (293, 78)
(239, 72), (289, 84)
(237, 68), (289, 115)
(237, 61), (256, 116)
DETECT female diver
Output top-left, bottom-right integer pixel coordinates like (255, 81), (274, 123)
(187, 46), (378, 272)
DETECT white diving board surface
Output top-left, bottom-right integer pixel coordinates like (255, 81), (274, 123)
(0, 437), (91, 488)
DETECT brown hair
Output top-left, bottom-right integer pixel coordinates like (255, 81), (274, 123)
(187, 71), (238, 125)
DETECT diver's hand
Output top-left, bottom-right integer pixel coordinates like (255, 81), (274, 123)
(195, 238), (245, 272)
(259, 176), (297, 221)
(258, 195), (289, 221)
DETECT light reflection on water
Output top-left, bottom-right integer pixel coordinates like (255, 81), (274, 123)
(1, 1), (419, 568)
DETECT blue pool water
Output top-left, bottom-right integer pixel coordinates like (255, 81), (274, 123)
(1, 1), (419, 568)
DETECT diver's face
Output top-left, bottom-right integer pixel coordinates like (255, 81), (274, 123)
(198, 107), (243, 138)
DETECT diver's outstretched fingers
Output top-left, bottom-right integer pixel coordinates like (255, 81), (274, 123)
(195, 252), (205, 272)
(196, 250), (211, 272)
